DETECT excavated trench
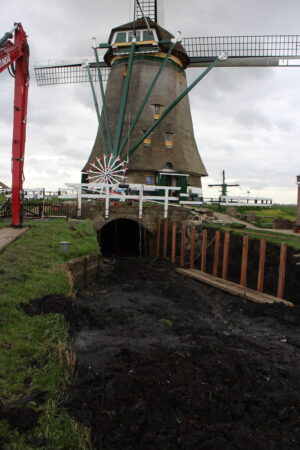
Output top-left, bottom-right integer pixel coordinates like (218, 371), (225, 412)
(21, 257), (300, 449)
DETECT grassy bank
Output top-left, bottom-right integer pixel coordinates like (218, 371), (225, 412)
(0, 219), (98, 449)
(203, 222), (300, 249)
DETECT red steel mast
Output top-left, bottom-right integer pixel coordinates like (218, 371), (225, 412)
(0, 23), (29, 226)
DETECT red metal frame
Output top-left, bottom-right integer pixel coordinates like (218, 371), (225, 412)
(0, 23), (29, 226)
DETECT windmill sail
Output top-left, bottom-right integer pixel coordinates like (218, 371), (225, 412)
(34, 57), (109, 86)
(183, 35), (300, 67)
(135, 0), (158, 23)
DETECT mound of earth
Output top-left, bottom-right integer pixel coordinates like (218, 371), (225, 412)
(25, 258), (300, 449)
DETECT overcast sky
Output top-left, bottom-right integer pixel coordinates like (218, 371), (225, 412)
(1, 0), (299, 203)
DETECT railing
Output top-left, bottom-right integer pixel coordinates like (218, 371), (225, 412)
(156, 221), (293, 302)
(183, 35), (300, 59)
(0, 202), (69, 220)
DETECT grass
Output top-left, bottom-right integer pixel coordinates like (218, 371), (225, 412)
(0, 219), (98, 449)
(203, 222), (300, 249)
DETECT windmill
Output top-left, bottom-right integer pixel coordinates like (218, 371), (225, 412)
(208, 170), (240, 197)
(34, 0), (300, 197)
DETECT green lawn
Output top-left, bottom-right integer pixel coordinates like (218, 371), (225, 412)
(0, 219), (98, 449)
(203, 222), (300, 249)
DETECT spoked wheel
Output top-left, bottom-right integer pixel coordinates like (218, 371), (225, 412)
(86, 154), (127, 184)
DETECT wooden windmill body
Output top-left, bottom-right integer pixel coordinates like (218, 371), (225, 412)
(83, 18), (207, 190)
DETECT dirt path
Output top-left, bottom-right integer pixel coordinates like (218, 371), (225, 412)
(25, 258), (300, 449)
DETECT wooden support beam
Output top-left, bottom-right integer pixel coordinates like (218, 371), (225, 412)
(222, 231), (230, 280)
(176, 268), (294, 307)
(171, 222), (177, 264)
(240, 236), (249, 287)
(163, 217), (168, 258)
(189, 226), (196, 269)
(213, 230), (221, 277)
(277, 243), (287, 299)
(200, 229), (207, 272)
(156, 219), (161, 258)
(180, 224), (186, 268)
(257, 238), (266, 293)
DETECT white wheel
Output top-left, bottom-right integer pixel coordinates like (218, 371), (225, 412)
(86, 154), (127, 184)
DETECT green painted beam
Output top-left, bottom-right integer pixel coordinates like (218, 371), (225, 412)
(93, 46), (113, 153)
(118, 40), (177, 156)
(124, 55), (225, 159)
(85, 62), (108, 155)
(112, 41), (136, 155)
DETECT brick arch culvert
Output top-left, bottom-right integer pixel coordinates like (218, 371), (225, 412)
(94, 217), (156, 257)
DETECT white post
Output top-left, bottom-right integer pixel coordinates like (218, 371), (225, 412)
(77, 187), (82, 217)
(139, 185), (144, 219)
(164, 187), (169, 218)
(105, 185), (110, 219)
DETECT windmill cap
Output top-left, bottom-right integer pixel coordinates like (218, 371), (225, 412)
(105, 17), (189, 68)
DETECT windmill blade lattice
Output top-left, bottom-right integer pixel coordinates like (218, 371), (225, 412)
(183, 35), (300, 67)
(135, 0), (158, 22)
(34, 59), (110, 86)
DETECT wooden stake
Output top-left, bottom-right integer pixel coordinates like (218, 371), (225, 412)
(189, 226), (196, 268)
(171, 222), (177, 264)
(180, 224), (186, 267)
(156, 219), (161, 258)
(240, 236), (249, 287)
(277, 243), (287, 299)
(201, 229), (207, 272)
(213, 230), (221, 277)
(257, 238), (266, 292)
(222, 231), (230, 280)
(163, 217), (168, 258)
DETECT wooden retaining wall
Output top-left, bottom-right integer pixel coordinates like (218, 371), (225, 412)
(62, 253), (102, 292)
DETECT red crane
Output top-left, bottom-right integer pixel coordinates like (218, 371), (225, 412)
(0, 23), (29, 227)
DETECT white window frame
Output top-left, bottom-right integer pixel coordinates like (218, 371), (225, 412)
(112, 29), (158, 44)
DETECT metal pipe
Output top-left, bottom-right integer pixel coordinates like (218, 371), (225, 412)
(125, 54), (227, 159)
(83, 61), (108, 155)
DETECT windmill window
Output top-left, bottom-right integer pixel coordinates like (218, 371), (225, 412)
(128, 30), (141, 42)
(115, 32), (127, 43)
(113, 29), (158, 44)
(142, 131), (152, 146)
(164, 132), (174, 148)
(143, 30), (155, 41)
(153, 104), (162, 119)
(145, 175), (154, 185)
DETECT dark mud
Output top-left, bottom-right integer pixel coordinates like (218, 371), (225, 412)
(25, 258), (300, 449)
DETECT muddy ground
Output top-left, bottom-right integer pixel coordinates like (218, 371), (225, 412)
(25, 258), (300, 449)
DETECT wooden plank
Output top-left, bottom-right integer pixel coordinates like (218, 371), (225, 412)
(257, 238), (266, 292)
(189, 226), (196, 269)
(171, 222), (177, 264)
(156, 219), (161, 258)
(200, 229), (207, 272)
(222, 231), (230, 280)
(277, 243), (287, 299)
(163, 217), (168, 258)
(240, 236), (249, 287)
(213, 230), (221, 277)
(176, 268), (294, 307)
(180, 224), (186, 268)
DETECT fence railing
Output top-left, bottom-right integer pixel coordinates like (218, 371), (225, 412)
(0, 202), (69, 220)
(156, 220), (290, 301)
